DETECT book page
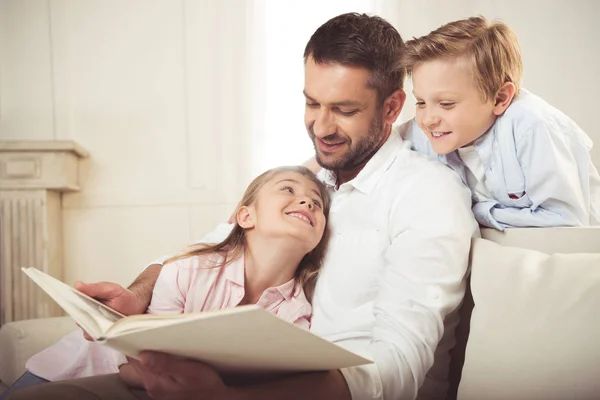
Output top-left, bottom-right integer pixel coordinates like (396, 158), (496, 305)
(104, 306), (246, 338)
(102, 305), (373, 374)
(21, 267), (124, 338)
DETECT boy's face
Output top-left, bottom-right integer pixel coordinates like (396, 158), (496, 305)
(412, 58), (497, 154)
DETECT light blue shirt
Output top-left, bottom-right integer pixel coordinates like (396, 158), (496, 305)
(400, 89), (600, 230)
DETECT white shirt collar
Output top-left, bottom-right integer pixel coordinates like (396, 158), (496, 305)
(317, 132), (403, 195)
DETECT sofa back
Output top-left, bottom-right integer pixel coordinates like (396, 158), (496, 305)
(447, 227), (600, 400)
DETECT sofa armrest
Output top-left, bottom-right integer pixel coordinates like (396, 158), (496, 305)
(0, 317), (76, 385)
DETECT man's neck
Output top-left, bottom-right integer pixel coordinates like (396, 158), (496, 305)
(335, 126), (392, 187)
(241, 234), (305, 304)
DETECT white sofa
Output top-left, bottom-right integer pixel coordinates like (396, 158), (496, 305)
(1, 227), (599, 399)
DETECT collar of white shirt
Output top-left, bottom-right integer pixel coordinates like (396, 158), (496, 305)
(318, 131), (402, 195)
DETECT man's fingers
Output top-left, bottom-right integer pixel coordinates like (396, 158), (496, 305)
(75, 323), (95, 341)
(140, 352), (203, 383)
(75, 281), (124, 300)
(139, 351), (169, 373)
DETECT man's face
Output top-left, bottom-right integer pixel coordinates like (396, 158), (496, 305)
(412, 58), (497, 154)
(303, 56), (384, 170)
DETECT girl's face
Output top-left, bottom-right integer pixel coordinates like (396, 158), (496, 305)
(242, 171), (327, 254)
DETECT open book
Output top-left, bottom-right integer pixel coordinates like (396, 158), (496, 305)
(22, 267), (372, 374)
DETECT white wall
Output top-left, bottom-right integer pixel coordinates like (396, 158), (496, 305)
(1, 0), (598, 286)
(0, 0), (256, 285)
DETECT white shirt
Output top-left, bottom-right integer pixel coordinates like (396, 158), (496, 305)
(457, 146), (493, 202)
(150, 129), (478, 399)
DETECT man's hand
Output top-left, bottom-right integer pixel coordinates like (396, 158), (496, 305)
(75, 281), (143, 316)
(75, 280), (145, 341)
(138, 351), (235, 400)
(119, 358), (146, 389)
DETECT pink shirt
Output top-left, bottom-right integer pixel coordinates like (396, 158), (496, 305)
(27, 253), (312, 381)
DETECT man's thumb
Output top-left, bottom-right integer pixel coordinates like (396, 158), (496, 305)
(75, 281), (122, 300)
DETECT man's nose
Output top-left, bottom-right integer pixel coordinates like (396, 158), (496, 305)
(312, 110), (336, 138)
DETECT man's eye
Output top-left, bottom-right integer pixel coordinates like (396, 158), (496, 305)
(306, 102), (319, 108)
(337, 109), (357, 116)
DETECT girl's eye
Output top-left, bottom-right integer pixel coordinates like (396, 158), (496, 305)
(313, 199), (322, 208)
(440, 102), (455, 108)
(282, 186), (294, 193)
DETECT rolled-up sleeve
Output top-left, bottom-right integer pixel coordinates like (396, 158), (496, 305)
(340, 167), (477, 400)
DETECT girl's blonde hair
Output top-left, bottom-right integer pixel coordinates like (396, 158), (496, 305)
(164, 166), (331, 294)
(400, 16), (523, 101)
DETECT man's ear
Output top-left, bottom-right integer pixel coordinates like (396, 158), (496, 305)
(492, 82), (516, 116)
(237, 206), (255, 229)
(382, 89), (406, 125)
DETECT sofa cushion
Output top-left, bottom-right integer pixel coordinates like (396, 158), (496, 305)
(0, 316), (76, 386)
(457, 238), (600, 400)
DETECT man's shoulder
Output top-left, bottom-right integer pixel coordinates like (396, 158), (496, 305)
(381, 140), (470, 203)
(391, 141), (462, 184)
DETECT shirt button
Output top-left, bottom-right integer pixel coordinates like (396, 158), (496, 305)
(429, 287), (440, 300)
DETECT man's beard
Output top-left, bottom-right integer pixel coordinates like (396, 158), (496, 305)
(310, 115), (384, 171)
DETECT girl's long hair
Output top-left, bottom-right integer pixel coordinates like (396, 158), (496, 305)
(163, 165), (331, 296)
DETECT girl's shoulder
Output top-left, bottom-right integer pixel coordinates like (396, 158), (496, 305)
(166, 251), (229, 271)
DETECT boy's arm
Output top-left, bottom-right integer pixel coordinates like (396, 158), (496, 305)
(475, 122), (591, 229)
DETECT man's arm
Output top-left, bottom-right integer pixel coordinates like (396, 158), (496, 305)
(75, 263), (162, 318)
(338, 164), (477, 400)
(127, 263), (163, 311)
(137, 352), (351, 400)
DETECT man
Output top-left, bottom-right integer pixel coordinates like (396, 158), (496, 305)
(9, 13), (477, 400)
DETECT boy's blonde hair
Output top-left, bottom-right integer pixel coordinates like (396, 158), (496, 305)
(164, 166), (331, 295)
(400, 16), (523, 101)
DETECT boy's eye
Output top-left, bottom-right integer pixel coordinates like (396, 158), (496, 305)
(312, 199), (322, 208)
(440, 102), (455, 108)
(281, 185), (294, 193)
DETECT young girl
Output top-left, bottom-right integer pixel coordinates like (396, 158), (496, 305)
(4, 165), (330, 397)
(399, 16), (600, 230)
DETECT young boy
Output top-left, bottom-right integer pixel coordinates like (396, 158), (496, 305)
(399, 16), (600, 230)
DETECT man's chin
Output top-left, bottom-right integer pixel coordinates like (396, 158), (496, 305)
(315, 154), (346, 170)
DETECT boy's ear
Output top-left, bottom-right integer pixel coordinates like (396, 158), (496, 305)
(382, 89), (406, 125)
(493, 82), (517, 116)
(237, 206), (255, 229)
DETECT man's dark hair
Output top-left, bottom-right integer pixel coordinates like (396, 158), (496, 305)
(304, 13), (406, 104)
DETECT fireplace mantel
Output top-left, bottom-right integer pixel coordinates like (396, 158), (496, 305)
(0, 140), (88, 325)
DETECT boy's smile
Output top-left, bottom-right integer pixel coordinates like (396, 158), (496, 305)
(412, 58), (498, 154)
